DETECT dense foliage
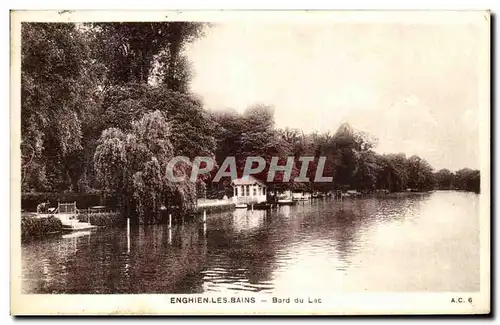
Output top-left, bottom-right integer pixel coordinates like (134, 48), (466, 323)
(434, 168), (480, 193)
(21, 23), (100, 191)
(77, 212), (122, 227)
(21, 191), (119, 212)
(21, 22), (481, 223)
(21, 216), (63, 239)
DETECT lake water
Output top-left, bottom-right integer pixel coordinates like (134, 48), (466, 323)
(21, 191), (480, 294)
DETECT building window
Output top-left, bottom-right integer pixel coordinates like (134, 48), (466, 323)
(246, 185), (250, 196)
(253, 187), (257, 196)
(235, 187), (238, 197)
(263, 187), (266, 195)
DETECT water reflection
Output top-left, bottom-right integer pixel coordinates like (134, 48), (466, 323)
(22, 191), (479, 293)
(232, 209), (266, 233)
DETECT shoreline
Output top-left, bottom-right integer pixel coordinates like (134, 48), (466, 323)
(21, 190), (477, 241)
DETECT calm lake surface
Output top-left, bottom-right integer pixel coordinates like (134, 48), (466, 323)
(22, 191), (479, 294)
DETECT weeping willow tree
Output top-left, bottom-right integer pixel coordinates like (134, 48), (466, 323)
(94, 110), (197, 224)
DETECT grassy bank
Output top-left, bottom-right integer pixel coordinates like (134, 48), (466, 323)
(21, 216), (63, 240)
(195, 200), (235, 215)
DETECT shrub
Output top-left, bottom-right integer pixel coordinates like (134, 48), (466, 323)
(77, 212), (123, 227)
(21, 216), (63, 239)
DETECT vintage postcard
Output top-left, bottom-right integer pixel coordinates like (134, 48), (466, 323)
(10, 10), (490, 315)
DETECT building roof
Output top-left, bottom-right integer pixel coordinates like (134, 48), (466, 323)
(231, 175), (267, 187)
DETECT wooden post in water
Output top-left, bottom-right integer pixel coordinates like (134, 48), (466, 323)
(127, 217), (130, 253)
(169, 214), (172, 229)
(251, 204), (254, 211)
(203, 209), (207, 236)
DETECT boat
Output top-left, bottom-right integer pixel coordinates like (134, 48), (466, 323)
(60, 219), (97, 232)
(252, 202), (274, 210)
(342, 190), (362, 198)
(62, 230), (92, 239)
(235, 203), (248, 209)
(292, 192), (311, 201)
(277, 199), (296, 206)
(312, 192), (324, 199)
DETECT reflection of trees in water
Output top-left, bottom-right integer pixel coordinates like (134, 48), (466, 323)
(274, 196), (431, 272)
(330, 209), (362, 270)
(22, 222), (210, 293)
(127, 223), (208, 293)
(22, 233), (89, 293)
(22, 231), (106, 293)
(196, 197), (430, 289)
(335, 196), (429, 266)
(231, 209), (266, 233)
(277, 204), (366, 271)
(181, 209), (283, 292)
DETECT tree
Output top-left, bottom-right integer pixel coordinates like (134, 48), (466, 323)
(353, 150), (381, 191)
(212, 105), (292, 177)
(210, 105), (302, 196)
(88, 22), (206, 88)
(406, 155), (435, 191)
(453, 168), (480, 193)
(322, 123), (378, 191)
(94, 110), (197, 224)
(434, 169), (454, 190)
(21, 23), (99, 192)
(278, 128), (304, 158)
(98, 84), (216, 158)
(93, 128), (129, 194)
(380, 153), (409, 192)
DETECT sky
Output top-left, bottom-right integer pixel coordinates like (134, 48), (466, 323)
(186, 21), (484, 171)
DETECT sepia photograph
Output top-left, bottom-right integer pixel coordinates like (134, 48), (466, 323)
(10, 10), (490, 315)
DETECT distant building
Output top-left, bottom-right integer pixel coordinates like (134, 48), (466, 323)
(231, 176), (268, 204)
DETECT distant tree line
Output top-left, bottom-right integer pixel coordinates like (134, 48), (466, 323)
(21, 23), (480, 223)
(209, 112), (480, 196)
(433, 168), (480, 193)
